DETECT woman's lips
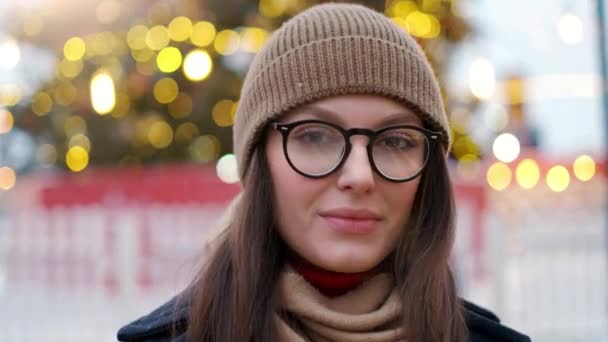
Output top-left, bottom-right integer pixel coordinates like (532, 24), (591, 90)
(318, 208), (382, 234)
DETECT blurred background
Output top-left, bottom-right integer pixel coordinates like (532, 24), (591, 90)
(0, 0), (606, 341)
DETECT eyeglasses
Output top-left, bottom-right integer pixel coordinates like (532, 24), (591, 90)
(272, 120), (441, 182)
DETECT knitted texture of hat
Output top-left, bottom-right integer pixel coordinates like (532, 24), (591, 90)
(233, 2), (450, 183)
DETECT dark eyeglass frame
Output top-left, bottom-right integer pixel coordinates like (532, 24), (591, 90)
(272, 119), (442, 182)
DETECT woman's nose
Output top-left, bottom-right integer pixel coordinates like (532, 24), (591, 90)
(336, 137), (375, 193)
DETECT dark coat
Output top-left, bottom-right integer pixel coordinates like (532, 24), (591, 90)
(117, 294), (531, 342)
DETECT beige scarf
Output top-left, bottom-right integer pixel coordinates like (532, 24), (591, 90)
(274, 268), (405, 342)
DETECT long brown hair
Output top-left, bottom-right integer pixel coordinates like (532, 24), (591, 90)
(183, 133), (467, 341)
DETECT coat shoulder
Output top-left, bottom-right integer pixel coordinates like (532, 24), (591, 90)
(117, 294), (189, 342)
(463, 299), (531, 342)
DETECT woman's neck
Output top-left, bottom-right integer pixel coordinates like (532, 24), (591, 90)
(287, 252), (382, 298)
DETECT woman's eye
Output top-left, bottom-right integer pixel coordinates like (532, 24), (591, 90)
(380, 136), (416, 150)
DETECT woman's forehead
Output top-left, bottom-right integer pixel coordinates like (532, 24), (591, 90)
(282, 95), (422, 128)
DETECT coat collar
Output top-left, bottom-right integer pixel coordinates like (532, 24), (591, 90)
(117, 291), (530, 342)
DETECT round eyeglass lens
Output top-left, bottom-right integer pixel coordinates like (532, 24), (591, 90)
(371, 128), (429, 180)
(286, 122), (345, 176)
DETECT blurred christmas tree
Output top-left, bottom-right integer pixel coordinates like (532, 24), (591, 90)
(5, 0), (474, 174)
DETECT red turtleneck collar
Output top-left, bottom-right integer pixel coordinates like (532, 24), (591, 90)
(288, 253), (382, 298)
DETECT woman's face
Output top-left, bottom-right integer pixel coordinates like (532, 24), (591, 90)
(266, 94), (423, 273)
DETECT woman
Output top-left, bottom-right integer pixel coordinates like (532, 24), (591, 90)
(118, 3), (531, 341)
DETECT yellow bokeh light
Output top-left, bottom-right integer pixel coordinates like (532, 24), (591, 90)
(168, 16), (193, 42)
(189, 135), (221, 162)
(0, 109), (14, 134)
(127, 25), (149, 50)
(469, 57), (495, 100)
(66, 146), (89, 172)
(573, 155), (595, 181)
(131, 47), (155, 62)
(64, 37), (86, 61)
(212, 100), (237, 127)
(37, 144), (57, 167)
(191, 21), (216, 47)
(111, 92), (131, 118)
(388, 0), (417, 18)
(0, 166), (16, 190)
(69, 133), (91, 152)
(0, 84), (22, 106)
(32, 92), (53, 116)
(90, 71), (116, 115)
(87, 32), (114, 56)
(214, 30), (240, 56)
(59, 59), (83, 79)
(156, 46), (182, 73)
(146, 25), (170, 51)
(405, 11), (431, 37)
(147, 120), (173, 148)
(259, 0), (287, 18)
(64, 115), (87, 137)
(183, 49), (213, 81)
(546, 165), (570, 192)
(175, 122), (199, 143)
(23, 14), (43, 37)
(241, 28), (269, 53)
(486, 162), (512, 191)
(53, 81), (78, 105)
(153, 78), (179, 104)
(515, 159), (540, 189)
(168, 93), (193, 119)
(452, 136), (479, 160)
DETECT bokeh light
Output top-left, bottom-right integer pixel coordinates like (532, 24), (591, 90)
(66, 146), (89, 172)
(32, 92), (53, 116)
(53, 81), (78, 106)
(0, 37), (20, 69)
(0, 166), (16, 190)
(23, 14), (43, 37)
(59, 59), (84, 79)
(191, 21), (216, 47)
(147, 120), (173, 148)
(212, 100), (237, 127)
(146, 25), (170, 51)
(69, 134), (91, 152)
(189, 135), (220, 162)
(153, 78), (179, 104)
(183, 49), (213, 81)
(168, 93), (193, 119)
(64, 115), (87, 137)
(127, 25), (149, 50)
(469, 57), (495, 99)
(387, 0), (417, 18)
(216, 154), (239, 184)
(36, 144), (57, 167)
(214, 30), (240, 55)
(515, 159), (540, 189)
(64, 37), (86, 61)
(487, 162), (512, 191)
(0, 84), (22, 107)
(558, 13), (583, 45)
(573, 155), (595, 181)
(405, 11), (440, 39)
(259, 0), (287, 18)
(168, 16), (193, 42)
(0, 109), (14, 134)
(546, 165), (570, 192)
(90, 71), (116, 115)
(241, 28), (269, 53)
(492, 133), (520, 163)
(175, 122), (199, 143)
(111, 93), (131, 118)
(131, 47), (155, 62)
(156, 46), (182, 73)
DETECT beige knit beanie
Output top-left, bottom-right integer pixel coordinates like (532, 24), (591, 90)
(233, 2), (450, 184)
